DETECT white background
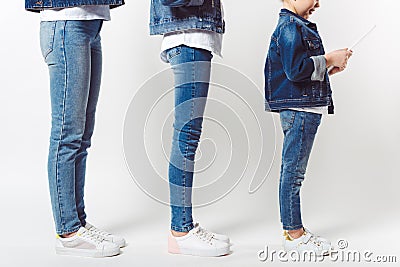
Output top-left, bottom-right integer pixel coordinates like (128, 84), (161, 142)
(0, 1), (399, 266)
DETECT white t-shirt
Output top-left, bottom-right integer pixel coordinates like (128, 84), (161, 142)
(289, 106), (328, 115)
(160, 2), (224, 62)
(40, 5), (111, 21)
(161, 30), (223, 62)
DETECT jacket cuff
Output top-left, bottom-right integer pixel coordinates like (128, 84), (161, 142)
(187, 0), (205, 6)
(310, 55), (327, 81)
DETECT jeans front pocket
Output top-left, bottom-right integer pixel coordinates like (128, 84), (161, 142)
(40, 21), (57, 60)
(280, 110), (296, 133)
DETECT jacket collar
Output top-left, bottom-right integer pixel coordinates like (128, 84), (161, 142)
(280, 8), (318, 31)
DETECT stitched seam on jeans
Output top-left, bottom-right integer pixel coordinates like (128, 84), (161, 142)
(289, 112), (304, 229)
(181, 49), (195, 227)
(183, 52), (197, 227)
(288, 123), (294, 227)
(170, 52), (185, 230)
(182, 138), (188, 223)
(181, 50), (197, 228)
(54, 20), (68, 232)
(292, 112), (305, 229)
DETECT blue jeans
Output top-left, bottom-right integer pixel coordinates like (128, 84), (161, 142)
(166, 45), (213, 232)
(40, 20), (103, 235)
(279, 110), (322, 230)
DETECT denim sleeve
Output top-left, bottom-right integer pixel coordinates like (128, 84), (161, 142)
(310, 55), (327, 81)
(160, 0), (205, 7)
(278, 23), (315, 82)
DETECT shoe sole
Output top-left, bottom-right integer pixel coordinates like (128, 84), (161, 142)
(56, 247), (121, 258)
(95, 238), (126, 248)
(168, 246), (230, 257)
(114, 240), (126, 248)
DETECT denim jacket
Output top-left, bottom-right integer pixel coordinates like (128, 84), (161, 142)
(265, 9), (333, 114)
(150, 0), (225, 35)
(25, 0), (124, 12)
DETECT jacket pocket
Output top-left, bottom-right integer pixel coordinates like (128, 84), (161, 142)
(39, 21), (57, 60)
(305, 38), (322, 56)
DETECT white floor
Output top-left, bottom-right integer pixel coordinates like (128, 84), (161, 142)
(4, 218), (399, 267)
(2, 166), (399, 267)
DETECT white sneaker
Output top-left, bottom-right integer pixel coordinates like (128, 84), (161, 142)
(283, 229), (332, 256)
(84, 222), (126, 248)
(168, 224), (230, 257)
(194, 223), (230, 243)
(55, 227), (120, 258)
(304, 228), (331, 245)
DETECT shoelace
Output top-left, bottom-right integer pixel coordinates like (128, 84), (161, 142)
(193, 223), (216, 240)
(79, 229), (105, 244)
(309, 235), (322, 247)
(198, 226), (216, 240)
(306, 229), (329, 243)
(87, 225), (111, 237)
(305, 229), (330, 248)
(193, 227), (214, 244)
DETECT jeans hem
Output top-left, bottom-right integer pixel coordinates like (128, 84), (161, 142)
(283, 224), (304, 231)
(171, 224), (194, 233)
(56, 225), (82, 236)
